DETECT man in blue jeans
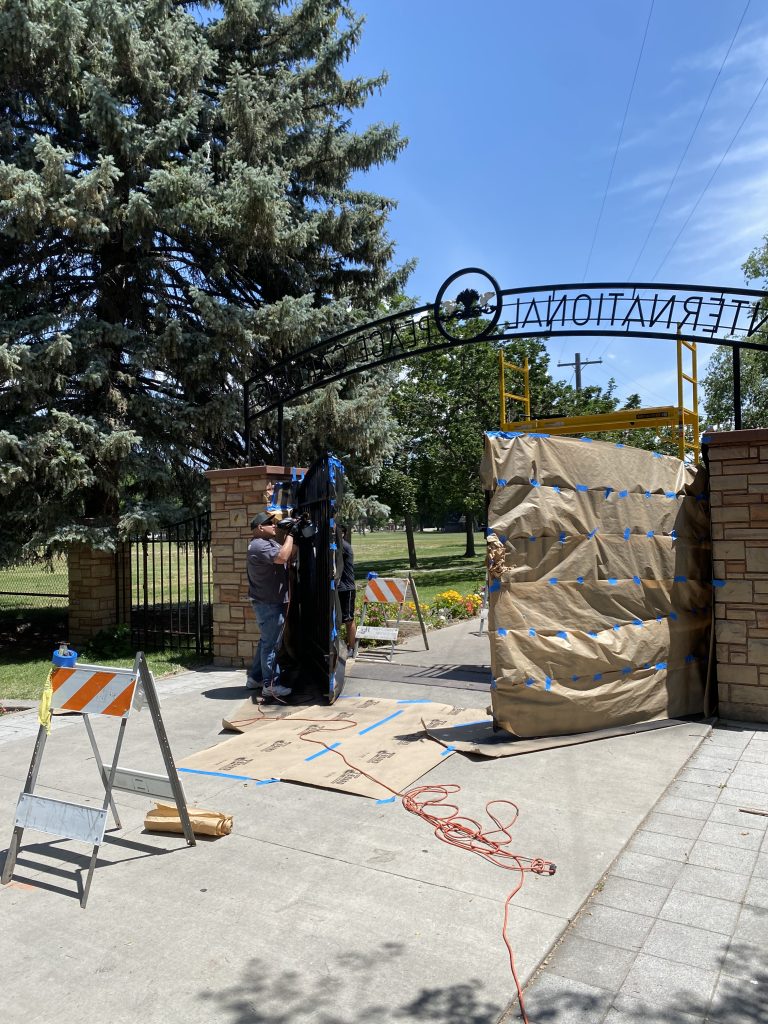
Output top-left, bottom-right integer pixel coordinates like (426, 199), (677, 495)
(246, 511), (294, 700)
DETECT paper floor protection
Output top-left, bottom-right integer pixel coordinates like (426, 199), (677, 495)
(180, 697), (489, 799)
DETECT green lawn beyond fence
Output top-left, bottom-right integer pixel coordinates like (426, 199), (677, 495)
(0, 530), (487, 702)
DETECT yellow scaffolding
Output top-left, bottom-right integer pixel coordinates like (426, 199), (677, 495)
(499, 334), (700, 463)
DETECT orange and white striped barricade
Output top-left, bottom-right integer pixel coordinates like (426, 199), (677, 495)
(1, 652), (195, 908)
(353, 572), (429, 661)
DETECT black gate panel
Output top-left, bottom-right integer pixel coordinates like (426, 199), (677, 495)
(118, 513), (212, 656)
(279, 454), (346, 703)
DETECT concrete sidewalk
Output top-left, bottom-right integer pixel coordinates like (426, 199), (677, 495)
(0, 621), (712, 1024)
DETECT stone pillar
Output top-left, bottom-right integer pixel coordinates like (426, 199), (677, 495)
(708, 428), (768, 722)
(204, 465), (298, 669)
(68, 544), (119, 645)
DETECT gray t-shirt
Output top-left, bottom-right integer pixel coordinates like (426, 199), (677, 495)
(246, 537), (288, 604)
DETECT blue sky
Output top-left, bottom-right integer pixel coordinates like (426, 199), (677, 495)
(344, 0), (768, 410)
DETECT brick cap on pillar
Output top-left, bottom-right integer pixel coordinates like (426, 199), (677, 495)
(704, 429), (768, 447)
(205, 465), (306, 482)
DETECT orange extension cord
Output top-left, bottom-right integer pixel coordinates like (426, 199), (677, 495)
(233, 698), (556, 1024)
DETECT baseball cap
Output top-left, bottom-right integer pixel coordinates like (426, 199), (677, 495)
(250, 512), (275, 529)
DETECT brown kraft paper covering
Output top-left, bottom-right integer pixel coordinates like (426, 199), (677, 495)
(482, 433), (710, 738)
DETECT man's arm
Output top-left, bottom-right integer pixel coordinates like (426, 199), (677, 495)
(273, 532), (294, 565)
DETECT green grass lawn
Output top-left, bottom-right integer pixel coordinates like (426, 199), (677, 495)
(350, 530), (486, 605)
(0, 530), (487, 702)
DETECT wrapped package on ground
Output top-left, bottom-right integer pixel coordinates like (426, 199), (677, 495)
(481, 432), (711, 738)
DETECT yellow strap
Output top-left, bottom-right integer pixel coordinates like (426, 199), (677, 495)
(38, 668), (54, 735)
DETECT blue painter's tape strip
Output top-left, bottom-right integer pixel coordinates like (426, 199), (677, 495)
(528, 627), (537, 637)
(577, 576), (584, 584)
(397, 700), (432, 704)
(553, 485), (561, 493)
(655, 661), (667, 670)
(587, 528), (598, 539)
(529, 534), (537, 542)
(571, 674), (580, 681)
(544, 676), (553, 690)
(179, 767), (254, 782)
(530, 478), (540, 487)
(255, 778), (280, 786)
(653, 451), (663, 458)
(524, 677), (535, 687)
(621, 667), (631, 675)
(615, 443), (625, 449)
(588, 630), (598, 638)
(613, 623), (621, 631)
(440, 746), (456, 757)
(665, 491), (676, 499)
(674, 575), (687, 583)
(624, 528), (631, 540)
(619, 489), (628, 498)
(498, 627), (508, 637)
(549, 577), (558, 585)
(633, 575), (642, 584)
(451, 719), (491, 728)
(646, 530), (655, 538)
(608, 578), (618, 585)
(376, 796), (397, 805)
(633, 619), (644, 627)
(580, 436), (594, 442)
(645, 490), (652, 498)
(557, 630), (567, 639)
(358, 710), (404, 735)
(576, 484), (589, 492)
(498, 533), (507, 543)
(593, 673), (602, 681)
(304, 742), (341, 762)
(604, 487), (613, 498)
(559, 531), (566, 544)
(669, 611), (678, 621)
(712, 579), (726, 588)
(489, 579), (501, 593)
(498, 478), (507, 487)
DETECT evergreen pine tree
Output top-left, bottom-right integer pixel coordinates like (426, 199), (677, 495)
(0, 0), (410, 562)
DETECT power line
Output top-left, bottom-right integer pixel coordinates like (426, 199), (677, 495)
(626, 0), (751, 280)
(582, 0), (656, 282)
(652, 65), (768, 280)
(558, 352), (602, 392)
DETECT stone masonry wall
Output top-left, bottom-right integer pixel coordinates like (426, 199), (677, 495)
(68, 543), (120, 646)
(708, 428), (768, 723)
(204, 465), (296, 669)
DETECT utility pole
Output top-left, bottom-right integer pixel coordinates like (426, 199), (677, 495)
(558, 352), (602, 392)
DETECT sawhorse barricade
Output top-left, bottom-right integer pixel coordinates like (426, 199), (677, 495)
(353, 573), (429, 662)
(1, 651), (195, 908)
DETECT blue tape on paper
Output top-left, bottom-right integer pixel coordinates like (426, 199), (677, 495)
(670, 611), (678, 620)
(178, 768), (254, 782)
(548, 577), (558, 585)
(615, 443), (625, 449)
(557, 630), (567, 639)
(633, 575), (642, 584)
(645, 490), (652, 498)
(619, 490), (628, 498)
(604, 487), (613, 498)
(304, 742), (341, 762)
(440, 746), (456, 757)
(665, 491), (676, 499)
(577, 576), (584, 584)
(376, 796), (397, 804)
(593, 673), (602, 681)
(587, 528), (598, 539)
(633, 619), (643, 627)
(358, 710), (404, 735)
(646, 530), (655, 538)
(656, 661), (667, 670)
(559, 531), (566, 544)
(489, 579), (501, 593)
(571, 674), (579, 681)
(613, 623), (621, 631)
(498, 533), (507, 543)
(530, 478), (540, 487)
(588, 630), (598, 638)
(623, 528), (631, 540)
(653, 452), (662, 458)
(330, 518), (335, 527)
(671, 530), (678, 540)
(367, 571), (378, 579)
(674, 575), (687, 583)
(528, 628), (536, 637)
(397, 700), (432, 704)
(291, 467), (297, 482)
(498, 478), (507, 487)
(580, 437), (594, 442)
(331, 579), (335, 590)
(553, 485), (561, 493)
(608, 578), (618, 585)
(497, 627), (508, 637)
(256, 778), (280, 786)
(452, 719), (492, 728)
(576, 484), (589, 492)
(712, 579), (726, 587)
(330, 542), (337, 551)
(622, 667), (631, 675)
(545, 676), (553, 690)
(529, 534), (537, 542)
(525, 677), (535, 687)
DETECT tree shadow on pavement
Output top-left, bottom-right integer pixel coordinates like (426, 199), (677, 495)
(198, 943), (505, 1024)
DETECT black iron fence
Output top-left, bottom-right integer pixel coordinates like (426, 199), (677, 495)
(117, 513), (212, 656)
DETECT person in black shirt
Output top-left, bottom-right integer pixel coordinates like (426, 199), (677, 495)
(338, 525), (357, 649)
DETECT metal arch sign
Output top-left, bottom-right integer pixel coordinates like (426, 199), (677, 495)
(244, 268), (768, 449)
